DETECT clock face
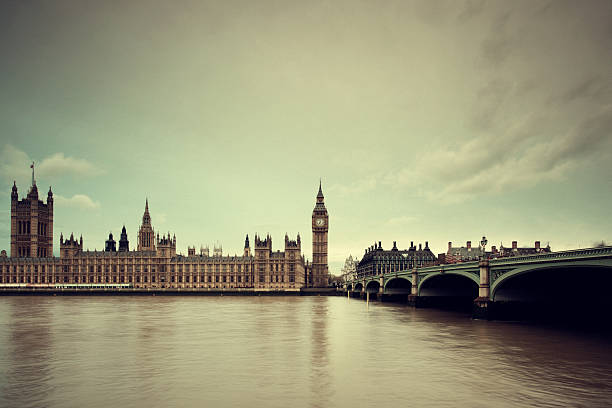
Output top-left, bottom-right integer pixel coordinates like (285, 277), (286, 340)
(316, 218), (325, 226)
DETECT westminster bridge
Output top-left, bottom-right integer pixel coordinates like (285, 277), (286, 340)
(343, 246), (612, 320)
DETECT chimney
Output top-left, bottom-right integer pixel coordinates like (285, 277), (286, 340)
(535, 241), (540, 250)
(512, 241), (517, 250)
(491, 245), (497, 253)
(467, 241), (471, 250)
(448, 241), (452, 251)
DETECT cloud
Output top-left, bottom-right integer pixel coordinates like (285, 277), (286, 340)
(0, 144), (103, 184)
(480, 12), (513, 67)
(553, 75), (612, 105)
(55, 194), (100, 210)
(0, 144), (31, 183)
(38, 153), (103, 178)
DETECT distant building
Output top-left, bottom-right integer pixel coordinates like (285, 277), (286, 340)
(445, 241), (483, 263)
(443, 240), (551, 264)
(356, 241), (436, 278)
(498, 241), (551, 257)
(340, 255), (358, 284)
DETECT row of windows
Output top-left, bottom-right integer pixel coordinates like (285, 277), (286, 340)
(0, 263), (300, 274)
(0, 273), (297, 284)
(356, 260), (435, 277)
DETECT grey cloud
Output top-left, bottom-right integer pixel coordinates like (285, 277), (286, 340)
(55, 194), (100, 210)
(554, 76), (612, 105)
(469, 79), (512, 131)
(480, 12), (513, 67)
(457, 0), (486, 22)
(0, 145), (103, 183)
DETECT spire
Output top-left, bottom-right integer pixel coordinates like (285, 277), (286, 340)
(317, 179), (324, 199)
(30, 161), (36, 187)
(142, 199), (151, 226)
(245, 234), (250, 248)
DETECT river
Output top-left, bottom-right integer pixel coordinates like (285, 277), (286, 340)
(0, 296), (610, 408)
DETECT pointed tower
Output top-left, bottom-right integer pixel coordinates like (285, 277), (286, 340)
(105, 232), (117, 252)
(10, 162), (54, 258)
(137, 199), (155, 251)
(311, 180), (329, 287)
(119, 225), (129, 252)
(244, 234), (251, 257)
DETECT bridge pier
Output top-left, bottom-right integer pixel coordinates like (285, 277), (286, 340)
(378, 276), (385, 302)
(473, 259), (493, 319)
(407, 268), (419, 307)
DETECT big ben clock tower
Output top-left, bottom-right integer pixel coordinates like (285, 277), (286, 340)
(311, 181), (329, 287)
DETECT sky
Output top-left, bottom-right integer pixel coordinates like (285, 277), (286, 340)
(0, 0), (611, 275)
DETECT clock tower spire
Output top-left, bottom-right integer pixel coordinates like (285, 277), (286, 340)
(311, 180), (329, 287)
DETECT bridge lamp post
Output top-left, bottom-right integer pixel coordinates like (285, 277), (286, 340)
(480, 236), (488, 260)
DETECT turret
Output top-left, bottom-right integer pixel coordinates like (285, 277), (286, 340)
(118, 225), (129, 252)
(105, 232), (116, 252)
(244, 234), (251, 257)
(11, 181), (17, 201)
(60, 232), (83, 258)
(156, 232), (176, 258)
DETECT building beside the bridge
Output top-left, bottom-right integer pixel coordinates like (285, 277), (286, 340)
(356, 241), (436, 278)
(445, 241), (484, 263)
(444, 240), (551, 264)
(497, 241), (550, 257)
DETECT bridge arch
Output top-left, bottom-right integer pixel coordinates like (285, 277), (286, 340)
(346, 283), (353, 291)
(365, 280), (380, 293)
(384, 277), (412, 294)
(491, 262), (612, 324)
(417, 271), (479, 311)
(354, 282), (363, 292)
(492, 262), (612, 300)
(418, 271), (479, 294)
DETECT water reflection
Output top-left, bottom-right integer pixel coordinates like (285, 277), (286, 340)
(1, 298), (53, 408)
(0, 297), (610, 408)
(309, 298), (331, 408)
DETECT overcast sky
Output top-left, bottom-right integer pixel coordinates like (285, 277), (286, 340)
(1, 0), (611, 274)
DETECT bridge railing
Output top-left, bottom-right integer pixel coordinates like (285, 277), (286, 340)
(488, 246), (612, 265)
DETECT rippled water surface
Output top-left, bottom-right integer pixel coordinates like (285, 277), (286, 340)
(0, 296), (611, 408)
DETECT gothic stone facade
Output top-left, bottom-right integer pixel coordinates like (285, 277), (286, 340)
(309, 182), (329, 287)
(10, 181), (53, 259)
(1, 182), (321, 291)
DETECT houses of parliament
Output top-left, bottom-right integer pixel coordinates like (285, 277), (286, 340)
(0, 166), (329, 291)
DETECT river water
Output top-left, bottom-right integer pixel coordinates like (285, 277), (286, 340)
(0, 296), (610, 408)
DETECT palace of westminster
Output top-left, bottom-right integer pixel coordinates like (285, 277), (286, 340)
(0, 167), (330, 290)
